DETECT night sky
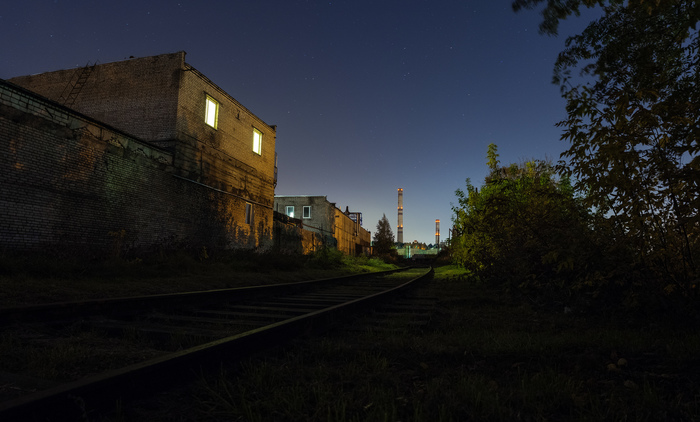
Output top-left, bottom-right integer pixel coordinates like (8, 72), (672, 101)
(1, 1), (600, 245)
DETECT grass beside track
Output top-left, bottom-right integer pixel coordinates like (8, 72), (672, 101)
(114, 265), (700, 422)
(0, 252), (396, 307)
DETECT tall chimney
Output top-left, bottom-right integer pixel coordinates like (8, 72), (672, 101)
(397, 188), (404, 244)
(435, 219), (440, 251)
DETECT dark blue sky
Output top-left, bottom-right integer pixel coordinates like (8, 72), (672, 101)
(1, 0), (600, 244)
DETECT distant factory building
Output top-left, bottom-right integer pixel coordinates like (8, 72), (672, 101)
(274, 196), (371, 256)
(2, 52), (277, 254)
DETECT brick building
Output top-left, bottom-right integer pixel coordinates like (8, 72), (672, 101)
(2, 52), (277, 255)
(274, 196), (371, 256)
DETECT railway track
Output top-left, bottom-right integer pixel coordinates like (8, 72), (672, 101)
(0, 267), (432, 421)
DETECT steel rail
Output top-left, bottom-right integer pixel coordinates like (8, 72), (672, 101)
(0, 268), (408, 323)
(0, 267), (433, 421)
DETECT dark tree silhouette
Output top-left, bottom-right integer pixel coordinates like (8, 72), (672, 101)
(515, 0), (700, 290)
(373, 214), (395, 256)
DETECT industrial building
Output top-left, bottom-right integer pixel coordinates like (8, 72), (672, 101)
(274, 196), (371, 256)
(2, 52), (277, 254)
(2, 51), (375, 258)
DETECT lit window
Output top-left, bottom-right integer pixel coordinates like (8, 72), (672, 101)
(253, 128), (262, 155)
(245, 203), (254, 225)
(303, 206), (311, 219)
(286, 206), (294, 218)
(205, 96), (218, 129)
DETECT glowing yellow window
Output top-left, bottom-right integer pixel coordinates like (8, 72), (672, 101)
(253, 128), (262, 155)
(205, 96), (218, 129)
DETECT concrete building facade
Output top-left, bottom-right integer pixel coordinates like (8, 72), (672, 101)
(2, 52), (277, 255)
(274, 196), (371, 256)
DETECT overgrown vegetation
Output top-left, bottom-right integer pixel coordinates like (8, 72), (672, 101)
(450, 1), (700, 317)
(452, 144), (596, 298)
(452, 144), (698, 317)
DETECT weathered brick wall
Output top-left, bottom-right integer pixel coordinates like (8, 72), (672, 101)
(272, 212), (325, 254)
(8, 53), (181, 143)
(358, 226), (371, 255)
(334, 209), (357, 256)
(175, 65), (276, 209)
(8, 52), (276, 202)
(0, 80), (272, 256)
(8, 52), (277, 249)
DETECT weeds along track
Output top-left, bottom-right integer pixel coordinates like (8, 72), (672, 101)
(0, 267), (432, 421)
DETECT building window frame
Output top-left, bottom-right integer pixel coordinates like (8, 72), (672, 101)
(245, 202), (254, 225)
(303, 206), (311, 219)
(253, 128), (263, 155)
(205, 95), (219, 129)
(285, 206), (294, 218)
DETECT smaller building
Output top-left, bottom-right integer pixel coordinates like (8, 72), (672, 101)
(274, 196), (371, 256)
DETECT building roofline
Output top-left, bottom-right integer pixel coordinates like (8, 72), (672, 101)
(0, 78), (170, 154)
(7, 51), (187, 78)
(274, 195), (328, 198)
(183, 59), (276, 133)
(7, 51), (277, 134)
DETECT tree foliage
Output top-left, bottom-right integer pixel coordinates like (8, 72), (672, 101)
(515, 0), (700, 293)
(452, 144), (596, 294)
(373, 214), (395, 256)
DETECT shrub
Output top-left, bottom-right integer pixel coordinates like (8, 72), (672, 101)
(306, 248), (344, 269)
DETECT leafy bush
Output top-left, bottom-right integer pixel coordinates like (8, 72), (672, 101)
(306, 247), (344, 269)
(451, 145), (601, 300)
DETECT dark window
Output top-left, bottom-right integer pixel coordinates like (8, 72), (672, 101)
(245, 203), (254, 225)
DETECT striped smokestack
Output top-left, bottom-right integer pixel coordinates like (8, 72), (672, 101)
(436, 219), (440, 251)
(397, 188), (403, 244)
